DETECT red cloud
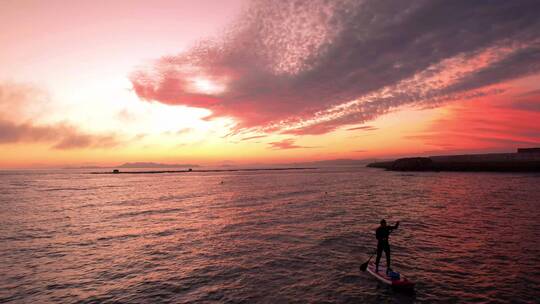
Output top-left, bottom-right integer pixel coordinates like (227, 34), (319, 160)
(408, 90), (540, 153)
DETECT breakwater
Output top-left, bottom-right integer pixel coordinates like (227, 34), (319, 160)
(91, 167), (317, 174)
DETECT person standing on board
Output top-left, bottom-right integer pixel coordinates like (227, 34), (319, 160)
(375, 219), (399, 273)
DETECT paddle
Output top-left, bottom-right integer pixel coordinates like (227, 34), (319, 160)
(359, 253), (374, 272)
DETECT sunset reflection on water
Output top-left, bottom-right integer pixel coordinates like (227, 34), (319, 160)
(1, 168), (539, 303)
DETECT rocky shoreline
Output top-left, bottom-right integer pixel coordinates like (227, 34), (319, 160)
(367, 148), (540, 172)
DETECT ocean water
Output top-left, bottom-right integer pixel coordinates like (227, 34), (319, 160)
(1, 167), (539, 303)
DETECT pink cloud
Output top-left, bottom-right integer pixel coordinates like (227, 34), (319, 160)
(268, 139), (314, 150)
(0, 82), (48, 119)
(0, 119), (58, 143)
(131, 1), (540, 135)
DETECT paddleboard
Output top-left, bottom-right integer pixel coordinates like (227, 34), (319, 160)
(366, 263), (415, 289)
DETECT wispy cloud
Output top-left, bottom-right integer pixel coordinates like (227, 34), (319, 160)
(506, 90), (540, 112)
(268, 138), (314, 150)
(176, 128), (193, 135)
(131, 0), (540, 135)
(347, 126), (378, 131)
(0, 119), (121, 150)
(241, 135), (267, 141)
(133, 133), (147, 141)
(115, 108), (138, 122)
(164, 128), (193, 136)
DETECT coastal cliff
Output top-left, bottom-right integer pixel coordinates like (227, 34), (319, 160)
(367, 148), (540, 172)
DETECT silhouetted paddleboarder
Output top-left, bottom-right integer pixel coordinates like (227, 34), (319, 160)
(375, 219), (399, 273)
(359, 220), (415, 289)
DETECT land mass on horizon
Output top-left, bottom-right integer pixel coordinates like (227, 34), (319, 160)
(65, 159), (380, 170)
(367, 148), (540, 172)
(119, 162), (199, 168)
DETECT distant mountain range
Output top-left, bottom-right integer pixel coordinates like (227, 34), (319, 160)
(66, 159), (382, 170)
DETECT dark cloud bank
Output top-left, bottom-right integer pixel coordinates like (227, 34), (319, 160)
(131, 0), (540, 135)
(0, 118), (120, 150)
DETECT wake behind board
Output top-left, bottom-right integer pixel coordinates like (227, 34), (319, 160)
(366, 263), (415, 289)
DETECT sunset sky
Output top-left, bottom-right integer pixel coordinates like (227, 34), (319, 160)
(1, 0), (540, 168)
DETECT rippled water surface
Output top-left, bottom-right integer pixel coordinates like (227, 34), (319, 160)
(1, 167), (539, 303)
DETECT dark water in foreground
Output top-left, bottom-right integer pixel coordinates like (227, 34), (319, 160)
(1, 167), (539, 303)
